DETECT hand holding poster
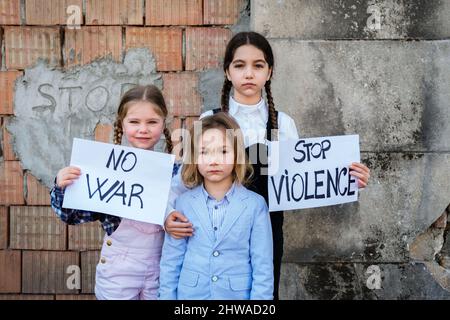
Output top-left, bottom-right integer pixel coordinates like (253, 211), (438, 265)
(62, 138), (175, 225)
(268, 135), (360, 212)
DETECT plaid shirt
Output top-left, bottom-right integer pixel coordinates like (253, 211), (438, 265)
(50, 162), (182, 236)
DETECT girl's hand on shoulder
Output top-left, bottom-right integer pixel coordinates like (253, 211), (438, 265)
(165, 211), (194, 239)
(349, 162), (370, 189)
(56, 166), (81, 189)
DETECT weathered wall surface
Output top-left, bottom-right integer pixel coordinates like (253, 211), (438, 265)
(252, 0), (450, 299)
(0, 0), (248, 300)
(1, 0), (449, 300)
(9, 49), (161, 188)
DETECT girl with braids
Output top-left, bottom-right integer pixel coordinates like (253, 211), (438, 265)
(50, 85), (176, 300)
(164, 32), (371, 300)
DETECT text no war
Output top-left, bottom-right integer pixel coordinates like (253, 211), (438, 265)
(63, 138), (174, 225)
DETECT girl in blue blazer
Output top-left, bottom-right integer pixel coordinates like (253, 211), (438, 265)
(158, 112), (274, 300)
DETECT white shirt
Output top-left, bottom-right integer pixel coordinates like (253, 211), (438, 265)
(200, 96), (299, 146)
(201, 183), (236, 240)
(165, 96), (300, 220)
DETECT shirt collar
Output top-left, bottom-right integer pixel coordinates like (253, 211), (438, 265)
(229, 96), (268, 124)
(201, 182), (236, 203)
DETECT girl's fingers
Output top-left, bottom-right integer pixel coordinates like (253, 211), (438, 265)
(351, 174), (369, 187)
(175, 231), (194, 237)
(171, 211), (189, 222)
(66, 165), (81, 170)
(167, 220), (192, 229)
(58, 173), (83, 186)
(59, 167), (81, 178)
(349, 169), (369, 189)
(57, 176), (80, 188)
(349, 171), (367, 181)
(167, 227), (194, 234)
(63, 173), (81, 181)
(57, 167), (81, 185)
(350, 162), (370, 174)
(60, 167), (78, 173)
(58, 180), (74, 188)
(174, 221), (193, 228)
(171, 231), (194, 238)
(171, 232), (193, 239)
(64, 170), (81, 177)
(350, 163), (370, 183)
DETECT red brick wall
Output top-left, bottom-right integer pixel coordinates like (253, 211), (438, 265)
(0, 0), (244, 300)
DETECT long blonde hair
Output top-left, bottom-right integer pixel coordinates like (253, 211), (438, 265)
(181, 112), (253, 188)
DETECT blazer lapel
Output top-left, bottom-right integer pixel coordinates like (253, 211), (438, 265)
(187, 186), (216, 243)
(215, 185), (248, 246)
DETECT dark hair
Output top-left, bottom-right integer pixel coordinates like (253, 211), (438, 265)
(113, 85), (173, 153)
(221, 31), (278, 138)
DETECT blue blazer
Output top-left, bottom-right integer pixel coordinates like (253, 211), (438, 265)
(159, 184), (274, 300)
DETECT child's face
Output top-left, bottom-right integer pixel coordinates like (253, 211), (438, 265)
(122, 101), (165, 150)
(226, 44), (272, 104)
(197, 128), (235, 186)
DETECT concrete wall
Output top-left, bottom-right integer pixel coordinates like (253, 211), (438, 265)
(252, 0), (450, 299)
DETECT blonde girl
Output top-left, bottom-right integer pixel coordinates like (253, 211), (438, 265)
(51, 85), (174, 300)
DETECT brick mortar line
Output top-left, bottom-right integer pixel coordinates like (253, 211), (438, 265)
(78, 250), (82, 293)
(202, 0), (205, 25)
(121, 26), (126, 63)
(65, 220), (69, 252)
(82, 0), (86, 21)
(22, 170), (27, 204)
(19, 249), (23, 294)
(0, 27), (5, 71)
(142, 0), (146, 26)
(6, 206), (10, 249)
(182, 28), (186, 70)
(20, 0), (25, 25)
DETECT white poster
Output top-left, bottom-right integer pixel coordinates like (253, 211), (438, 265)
(268, 135), (360, 212)
(63, 138), (175, 225)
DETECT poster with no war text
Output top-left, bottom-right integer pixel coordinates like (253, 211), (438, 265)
(63, 138), (175, 225)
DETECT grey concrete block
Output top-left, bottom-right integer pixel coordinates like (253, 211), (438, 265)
(231, 0), (251, 34)
(280, 262), (450, 299)
(252, 0), (450, 40)
(270, 39), (450, 152)
(283, 152), (450, 263)
(199, 69), (227, 112)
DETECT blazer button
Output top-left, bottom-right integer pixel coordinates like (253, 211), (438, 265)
(106, 240), (112, 246)
(100, 257), (106, 264)
(212, 276), (218, 282)
(213, 251), (220, 257)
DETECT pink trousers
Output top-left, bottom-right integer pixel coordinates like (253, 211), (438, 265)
(94, 218), (164, 300)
